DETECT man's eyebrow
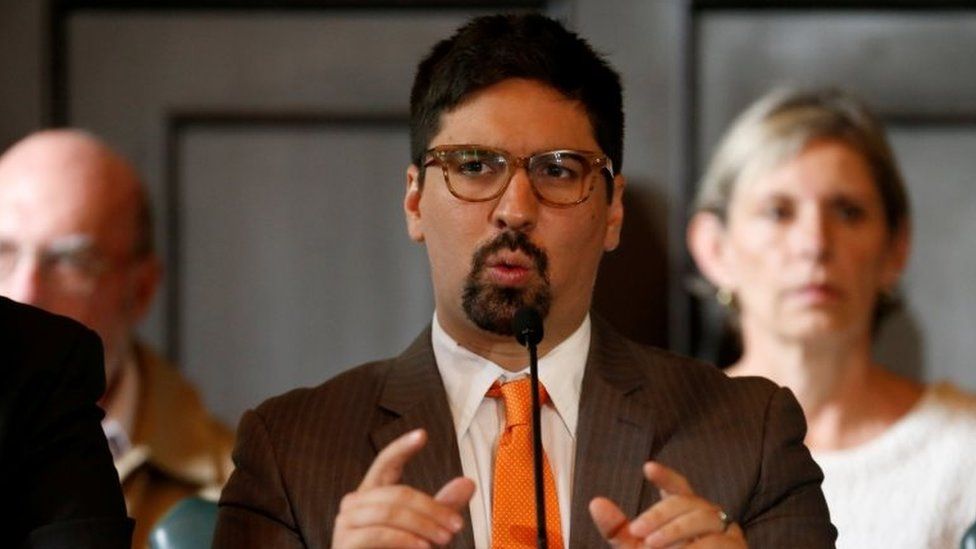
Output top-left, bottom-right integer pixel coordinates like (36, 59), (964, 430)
(46, 234), (97, 254)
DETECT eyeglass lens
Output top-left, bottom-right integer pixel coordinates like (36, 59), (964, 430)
(439, 149), (593, 204)
(0, 235), (106, 294)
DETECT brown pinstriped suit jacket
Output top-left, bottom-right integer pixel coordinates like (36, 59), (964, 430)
(214, 316), (835, 548)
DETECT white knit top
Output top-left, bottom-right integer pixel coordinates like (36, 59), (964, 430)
(813, 383), (976, 549)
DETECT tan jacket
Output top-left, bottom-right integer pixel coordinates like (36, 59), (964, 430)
(117, 343), (234, 548)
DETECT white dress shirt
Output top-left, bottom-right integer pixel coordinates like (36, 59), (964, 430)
(432, 313), (590, 549)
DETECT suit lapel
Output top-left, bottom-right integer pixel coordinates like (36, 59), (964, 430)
(369, 328), (475, 549)
(569, 317), (657, 548)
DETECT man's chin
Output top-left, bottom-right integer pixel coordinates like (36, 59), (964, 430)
(464, 294), (521, 337)
(462, 282), (550, 338)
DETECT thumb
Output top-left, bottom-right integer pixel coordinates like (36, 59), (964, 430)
(589, 497), (633, 547)
(434, 477), (477, 510)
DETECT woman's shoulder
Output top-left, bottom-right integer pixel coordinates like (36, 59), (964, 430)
(867, 381), (976, 447)
(923, 382), (976, 427)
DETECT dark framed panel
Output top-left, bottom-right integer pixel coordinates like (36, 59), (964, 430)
(46, 0), (545, 126)
(48, 1), (540, 345)
(877, 119), (976, 383)
(164, 110), (410, 358)
(48, 2), (545, 423)
(164, 112), (437, 423)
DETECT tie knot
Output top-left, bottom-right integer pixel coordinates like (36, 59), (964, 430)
(487, 378), (549, 428)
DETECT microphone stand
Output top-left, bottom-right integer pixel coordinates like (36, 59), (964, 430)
(527, 338), (547, 549)
(514, 307), (548, 549)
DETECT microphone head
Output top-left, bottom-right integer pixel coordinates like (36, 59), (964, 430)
(513, 307), (544, 347)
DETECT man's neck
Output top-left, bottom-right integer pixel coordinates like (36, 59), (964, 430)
(434, 309), (586, 372)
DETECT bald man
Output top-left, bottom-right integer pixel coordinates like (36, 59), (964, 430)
(0, 129), (234, 547)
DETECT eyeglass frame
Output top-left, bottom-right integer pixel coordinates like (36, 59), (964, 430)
(421, 144), (615, 208)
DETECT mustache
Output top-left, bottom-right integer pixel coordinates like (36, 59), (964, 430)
(470, 231), (549, 278)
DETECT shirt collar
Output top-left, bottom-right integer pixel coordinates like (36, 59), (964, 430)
(432, 312), (590, 440)
(102, 346), (140, 439)
(101, 346), (140, 462)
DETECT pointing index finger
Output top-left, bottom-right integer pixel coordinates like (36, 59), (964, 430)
(359, 429), (428, 490)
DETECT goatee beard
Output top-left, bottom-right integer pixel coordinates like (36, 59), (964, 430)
(462, 231), (551, 336)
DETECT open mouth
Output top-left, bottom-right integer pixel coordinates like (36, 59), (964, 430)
(467, 230), (549, 290)
(484, 252), (535, 285)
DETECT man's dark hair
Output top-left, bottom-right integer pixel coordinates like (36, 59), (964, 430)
(410, 13), (624, 197)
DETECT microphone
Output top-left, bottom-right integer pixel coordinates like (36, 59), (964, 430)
(512, 307), (547, 549)
(514, 306), (544, 347)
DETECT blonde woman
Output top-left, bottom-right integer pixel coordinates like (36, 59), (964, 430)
(687, 88), (976, 548)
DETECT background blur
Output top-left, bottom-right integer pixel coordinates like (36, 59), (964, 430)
(1, 0), (974, 427)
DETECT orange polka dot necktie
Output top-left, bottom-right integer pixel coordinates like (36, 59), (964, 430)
(487, 378), (564, 548)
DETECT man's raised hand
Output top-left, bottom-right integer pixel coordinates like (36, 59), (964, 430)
(589, 461), (746, 548)
(332, 429), (476, 548)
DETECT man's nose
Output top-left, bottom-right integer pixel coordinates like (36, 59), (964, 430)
(491, 168), (539, 232)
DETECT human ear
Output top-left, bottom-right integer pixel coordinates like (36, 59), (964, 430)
(686, 211), (736, 290)
(127, 255), (161, 323)
(404, 164), (425, 243)
(881, 221), (911, 290)
(603, 175), (626, 252)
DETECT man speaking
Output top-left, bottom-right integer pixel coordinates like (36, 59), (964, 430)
(214, 14), (834, 548)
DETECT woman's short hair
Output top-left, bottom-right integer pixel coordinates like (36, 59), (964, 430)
(693, 87), (909, 235)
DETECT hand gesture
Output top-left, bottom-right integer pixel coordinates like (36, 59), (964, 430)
(589, 461), (746, 548)
(333, 429), (476, 548)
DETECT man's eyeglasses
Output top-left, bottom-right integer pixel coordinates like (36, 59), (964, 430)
(0, 235), (110, 296)
(423, 145), (614, 208)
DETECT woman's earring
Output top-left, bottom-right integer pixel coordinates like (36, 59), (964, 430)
(716, 287), (734, 308)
